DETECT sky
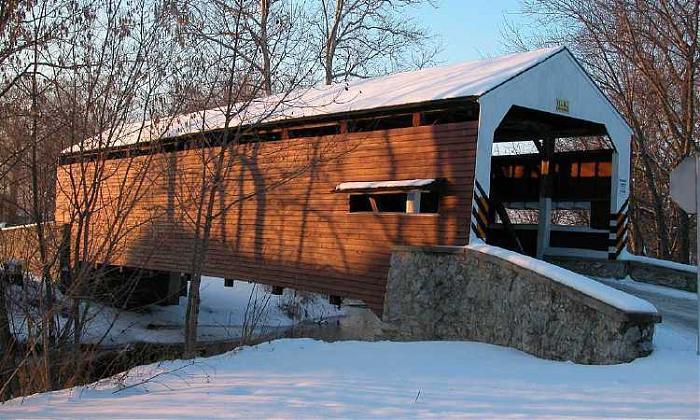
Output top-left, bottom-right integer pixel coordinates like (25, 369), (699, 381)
(410, 0), (527, 64)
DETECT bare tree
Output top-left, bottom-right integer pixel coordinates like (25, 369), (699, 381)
(0, 0), (443, 397)
(168, 0), (318, 357)
(0, 0), (187, 399)
(170, 0), (313, 97)
(0, 0), (28, 100)
(168, 0), (388, 356)
(0, 0), (74, 101)
(315, 0), (439, 85)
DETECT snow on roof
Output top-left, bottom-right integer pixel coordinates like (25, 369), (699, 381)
(335, 179), (437, 192)
(65, 47), (566, 153)
(467, 243), (659, 315)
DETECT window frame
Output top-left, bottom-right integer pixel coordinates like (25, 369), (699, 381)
(346, 189), (439, 215)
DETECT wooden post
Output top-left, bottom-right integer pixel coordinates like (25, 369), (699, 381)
(59, 224), (72, 289)
(412, 112), (422, 127)
(329, 295), (342, 307)
(180, 273), (189, 297)
(164, 271), (182, 305)
(406, 191), (420, 214)
(536, 137), (554, 259)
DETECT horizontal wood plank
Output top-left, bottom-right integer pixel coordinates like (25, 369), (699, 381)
(56, 122), (477, 313)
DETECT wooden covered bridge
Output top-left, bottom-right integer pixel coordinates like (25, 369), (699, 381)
(48, 46), (631, 313)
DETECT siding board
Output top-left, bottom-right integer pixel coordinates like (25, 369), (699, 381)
(56, 121), (477, 313)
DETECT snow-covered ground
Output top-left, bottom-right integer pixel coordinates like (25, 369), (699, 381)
(87, 277), (343, 345)
(9, 277), (343, 345)
(600, 276), (697, 303)
(2, 322), (697, 418)
(598, 276), (697, 334)
(2, 271), (698, 418)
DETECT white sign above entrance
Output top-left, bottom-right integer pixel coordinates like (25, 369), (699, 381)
(555, 98), (570, 113)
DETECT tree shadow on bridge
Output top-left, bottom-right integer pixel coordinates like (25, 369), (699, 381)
(120, 122), (476, 313)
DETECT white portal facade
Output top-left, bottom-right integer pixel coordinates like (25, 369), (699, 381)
(471, 48), (632, 259)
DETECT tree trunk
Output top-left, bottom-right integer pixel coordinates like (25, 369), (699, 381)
(677, 211), (691, 263)
(324, 0), (344, 85)
(184, 148), (228, 357)
(29, 40), (55, 390)
(636, 136), (671, 259)
(183, 272), (201, 358)
(324, 55), (333, 85)
(259, 0), (272, 95)
(628, 204), (645, 255)
(0, 275), (18, 401)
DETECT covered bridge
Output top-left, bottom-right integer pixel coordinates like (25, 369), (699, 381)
(56, 46), (632, 313)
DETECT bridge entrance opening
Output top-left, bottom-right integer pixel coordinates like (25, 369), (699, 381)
(486, 106), (615, 259)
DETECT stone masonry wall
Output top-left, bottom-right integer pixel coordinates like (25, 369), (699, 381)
(627, 263), (696, 292)
(383, 246), (660, 364)
(549, 256), (696, 292)
(545, 257), (627, 279)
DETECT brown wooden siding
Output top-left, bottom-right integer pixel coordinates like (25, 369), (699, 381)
(0, 223), (67, 279)
(55, 121), (478, 312)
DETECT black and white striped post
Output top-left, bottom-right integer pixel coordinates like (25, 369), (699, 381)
(670, 154), (699, 356)
(608, 199), (629, 260)
(471, 181), (491, 242)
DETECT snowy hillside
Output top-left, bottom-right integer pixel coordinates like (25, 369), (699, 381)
(2, 323), (697, 418)
(2, 272), (697, 418)
(85, 277), (344, 344)
(8, 277), (343, 345)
